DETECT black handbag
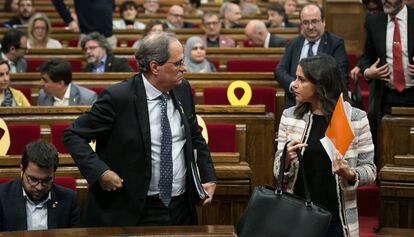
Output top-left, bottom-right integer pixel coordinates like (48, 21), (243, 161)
(236, 144), (332, 237)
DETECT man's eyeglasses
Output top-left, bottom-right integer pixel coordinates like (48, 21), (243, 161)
(25, 173), (53, 187)
(204, 21), (219, 27)
(301, 19), (322, 27)
(83, 45), (100, 52)
(166, 59), (185, 68)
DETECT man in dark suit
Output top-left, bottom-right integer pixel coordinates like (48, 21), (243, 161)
(62, 32), (217, 227)
(0, 140), (80, 231)
(244, 20), (286, 48)
(266, 3), (299, 29)
(358, 0), (414, 165)
(275, 3), (349, 108)
(163, 5), (195, 29)
(37, 58), (97, 106)
(80, 32), (132, 73)
(0, 29), (28, 73)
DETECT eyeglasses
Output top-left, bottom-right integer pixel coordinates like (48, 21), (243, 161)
(166, 59), (185, 68)
(83, 45), (100, 52)
(204, 21), (219, 27)
(301, 19), (322, 27)
(25, 173), (53, 187)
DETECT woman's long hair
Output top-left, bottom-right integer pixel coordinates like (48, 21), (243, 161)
(294, 54), (348, 122)
(27, 13), (52, 46)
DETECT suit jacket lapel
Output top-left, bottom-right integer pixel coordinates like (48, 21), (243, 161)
(133, 74), (152, 166)
(408, 7), (414, 59)
(68, 84), (80, 105)
(47, 186), (59, 229)
(11, 179), (28, 230)
(317, 32), (328, 54)
(292, 36), (305, 73)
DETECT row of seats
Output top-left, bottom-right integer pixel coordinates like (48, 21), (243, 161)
(3, 123), (237, 155)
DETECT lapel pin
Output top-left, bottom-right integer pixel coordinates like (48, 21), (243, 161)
(52, 201), (58, 208)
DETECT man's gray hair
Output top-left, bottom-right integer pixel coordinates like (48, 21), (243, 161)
(135, 32), (177, 73)
(80, 32), (112, 54)
(220, 2), (233, 16)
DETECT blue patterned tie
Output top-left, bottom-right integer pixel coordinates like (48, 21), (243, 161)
(307, 41), (315, 57)
(158, 93), (173, 207)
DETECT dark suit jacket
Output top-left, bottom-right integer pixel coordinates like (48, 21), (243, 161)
(359, 6), (414, 119)
(84, 54), (132, 72)
(268, 34), (286, 48)
(265, 20), (299, 29)
(37, 83), (97, 106)
(275, 32), (349, 108)
(62, 74), (217, 227)
(0, 179), (80, 231)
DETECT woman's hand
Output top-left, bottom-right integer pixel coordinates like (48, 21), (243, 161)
(332, 151), (357, 181)
(285, 140), (307, 168)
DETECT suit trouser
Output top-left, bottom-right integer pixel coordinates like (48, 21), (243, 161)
(138, 192), (196, 226)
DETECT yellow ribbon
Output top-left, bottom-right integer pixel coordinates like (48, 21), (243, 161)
(196, 115), (208, 144)
(0, 118), (11, 155)
(227, 80), (252, 106)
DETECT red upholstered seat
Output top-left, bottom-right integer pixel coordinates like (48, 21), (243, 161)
(206, 123), (236, 152)
(68, 39), (79, 47)
(87, 86), (106, 95)
(128, 58), (139, 72)
(26, 58), (83, 72)
(7, 124), (41, 155)
(50, 124), (70, 154)
(0, 177), (76, 191)
(13, 86), (32, 103)
(226, 59), (280, 72)
(203, 86), (276, 114)
(54, 177), (77, 191)
(209, 59), (220, 71)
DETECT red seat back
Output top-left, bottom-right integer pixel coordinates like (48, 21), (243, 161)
(50, 124), (69, 154)
(7, 124), (41, 155)
(87, 86), (106, 96)
(128, 58), (139, 72)
(206, 123), (236, 152)
(203, 86), (276, 113)
(13, 86), (32, 103)
(26, 58), (83, 72)
(226, 59), (280, 72)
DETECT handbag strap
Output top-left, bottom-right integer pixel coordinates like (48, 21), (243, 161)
(277, 142), (313, 206)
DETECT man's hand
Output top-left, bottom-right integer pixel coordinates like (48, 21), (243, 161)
(332, 151), (357, 182)
(200, 182), (217, 206)
(68, 20), (79, 32)
(350, 66), (361, 81)
(364, 58), (391, 81)
(99, 170), (123, 191)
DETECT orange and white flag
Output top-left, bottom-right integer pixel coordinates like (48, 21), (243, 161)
(320, 93), (354, 162)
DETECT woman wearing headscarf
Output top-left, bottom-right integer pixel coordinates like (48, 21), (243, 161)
(184, 36), (216, 73)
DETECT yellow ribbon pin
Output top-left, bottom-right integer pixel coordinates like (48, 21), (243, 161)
(227, 80), (252, 106)
(0, 118), (11, 156)
(196, 115), (208, 144)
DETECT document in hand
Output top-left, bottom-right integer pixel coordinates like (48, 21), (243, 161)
(192, 149), (209, 200)
(320, 93), (355, 162)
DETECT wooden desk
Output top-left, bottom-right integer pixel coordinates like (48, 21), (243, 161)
(377, 227), (414, 236)
(0, 225), (236, 237)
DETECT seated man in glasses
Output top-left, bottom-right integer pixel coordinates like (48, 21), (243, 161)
(0, 140), (80, 231)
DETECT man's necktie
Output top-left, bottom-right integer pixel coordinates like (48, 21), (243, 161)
(307, 41), (315, 57)
(158, 93), (173, 207)
(392, 17), (405, 93)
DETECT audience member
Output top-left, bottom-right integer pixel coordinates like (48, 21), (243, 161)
(0, 29), (28, 73)
(275, 3), (348, 108)
(0, 59), (30, 106)
(362, 0), (384, 14)
(132, 19), (165, 49)
(240, 0), (260, 16)
(52, 0), (117, 48)
(244, 20), (286, 47)
(3, 0), (18, 12)
(27, 13), (63, 49)
(182, 0), (203, 16)
(143, 0), (159, 14)
(266, 3), (299, 28)
(220, 2), (243, 29)
(0, 140), (80, 231)
(3, 0), (35, 28)
(202, 12), (236, 48)
(37, 58), (97, 106)
(274, 54), (376, 237)
(184, 36), (217, 72)
(62, 32), (217, 227)
(358, 0), (414, 166)
(164, 5), (195, 29)
(283, 0), (298, 15)
(113, 1), (145, 30)
(80, 32), (132, 73)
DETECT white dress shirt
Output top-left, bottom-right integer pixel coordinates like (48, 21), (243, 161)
(23, 188), (51, 231)
(142, 75), (187, 197)
(53, 83), (72, 106)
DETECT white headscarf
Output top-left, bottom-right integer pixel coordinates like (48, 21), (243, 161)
(184, 36), (213, 73)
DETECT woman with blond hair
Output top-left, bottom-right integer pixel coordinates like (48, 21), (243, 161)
(27, 13), (62, 48)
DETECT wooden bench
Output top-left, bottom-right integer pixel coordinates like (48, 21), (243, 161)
(379, 107), (414, 228)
